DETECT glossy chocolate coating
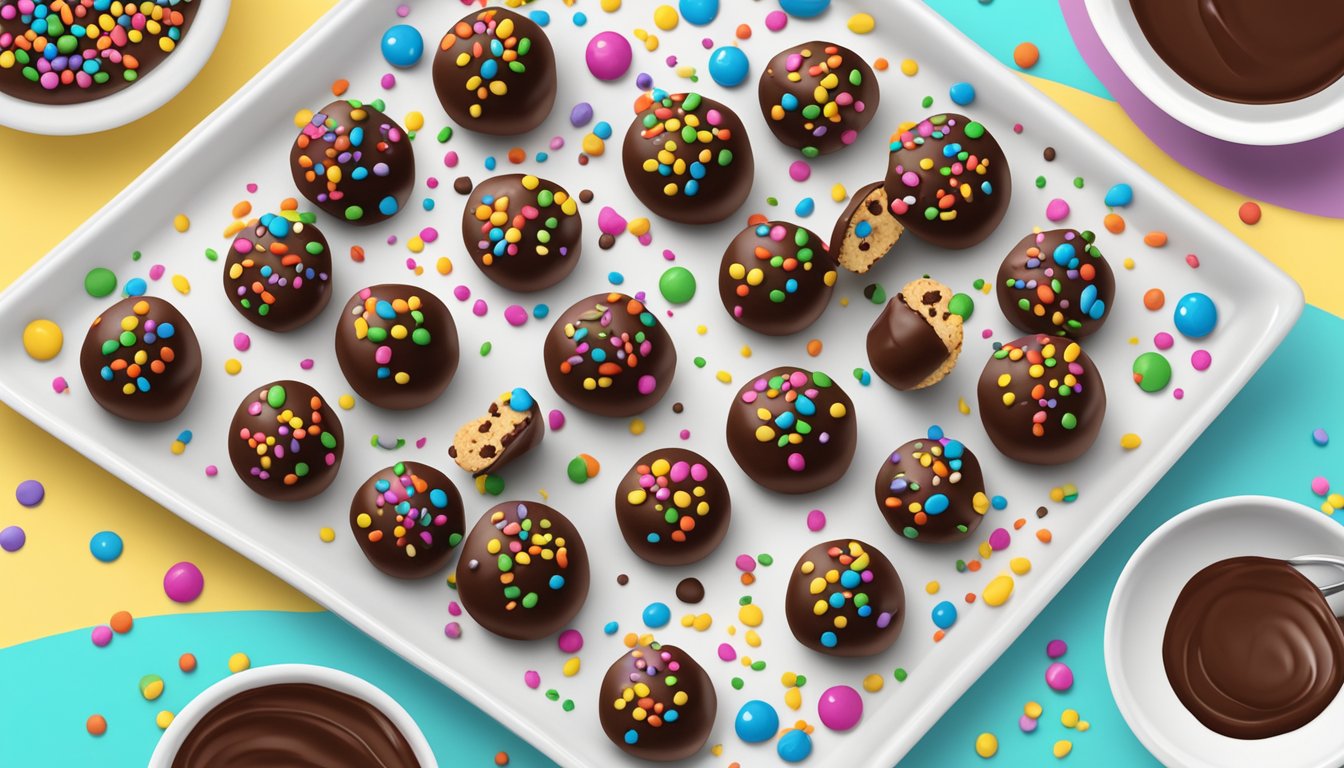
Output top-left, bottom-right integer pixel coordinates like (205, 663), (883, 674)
(785, 539), (905, 656)
(997, 229), (1114, 338)
(334, 284), (459, 410)
(622, 90), (754, 225)
(228, 380), (343, 502)
(349, 461), (465, 579)
(1164, 556), (1344, 739)
(455, 501), (590, 640)
(758, 41), (879, 157)
(875, 430), (989, 542)
(883, 113), (1010, 249)
(866, 296), (949, 391)
(725, 367), (856, 494)
(461, 173), (582, 292)
(598, 642), (716, 761)
(222, 210), (333, 332)
(169, 683), (420, 768)
(290, 99), (414, 225)
(1131, 0), (1344, 104)
(977, 335), (1105, 464)
(614, 448), (731, 566)
(718, 220), (837, 336)
(432, 8), (556, 135)
(0, 1), (198, 105)
(543, 292), (676, 417)
(79, 296), (201, 422)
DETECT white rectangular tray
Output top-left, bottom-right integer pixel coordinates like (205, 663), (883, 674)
(0, 1), (1302, 766)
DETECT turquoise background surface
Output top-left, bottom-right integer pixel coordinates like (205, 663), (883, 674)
(2, 2), (1333, 765)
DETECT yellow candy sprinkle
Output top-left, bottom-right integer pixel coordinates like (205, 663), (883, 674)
(293, 109), (313, 128)
(338, 394), (356, 410)
(711, 744), (724, 756)
(628, 218), (651, 237)
(1076, 721), (1090, 732)
(847, 12), (875, 34)
(228, 653), (251, 674)
(1024, 701), (1043, 719)
(562, 657), (581, 677)
(436, 257), (453, 275)
(172, 214), (190, 233)
(831, 184), (848, 202)
(862, 674), (884, 693)
(1010, 557), (1031, 575)
(404, 111), (424, 132)
(407, 236), (425, 253)
(319, 527), (335, 543)
(653, 4), (678, 30)
(975, 732), (998, 758)
(643, 34), (659, 52)
(600, 0), (621, 11)
(171, 274), (190, 295)
(22, 319), (63, 361)
(958, 397), (972, 415)
(900, 58), (919, 76)
(582, 133), (606, 156)
(629, 418), (646, 435)
(925, 581), (940, 595)
(1329, 493), (1344, 509)
(982, 574), (1015, 607)
(170, 440), (187, 456)
(740, 345), (752, 358)
(1061, 709), (1079, 728)
(745, 629), (761, 647)
(738, 603), (763, 627)
(1053, 740), (1072, 758)
(696, 324), (708, 335)
(716, 370), (733, 384)
(785, 687), (802, 710)
(1120, 433), (1142, 450)
(692, 613), (712, 631)
(155, 710), (174, 730)
(781, 672), (797, 687)
(1123, 257), (1135, 270)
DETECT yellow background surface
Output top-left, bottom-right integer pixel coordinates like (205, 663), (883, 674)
(1, 1), (1341, 648)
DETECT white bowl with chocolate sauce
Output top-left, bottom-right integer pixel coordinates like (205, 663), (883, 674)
(1084, 0), (1344, 145)
(1106, 496), (1344, 768)
(149, 663), (437, 768)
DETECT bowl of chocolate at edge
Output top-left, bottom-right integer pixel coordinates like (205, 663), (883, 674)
(1083, 0), (1344, 144)
(1105, 495), (1344, 768)
(149, 663), (437, 768)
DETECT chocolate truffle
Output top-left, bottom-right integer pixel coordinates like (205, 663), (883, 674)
(614, 448), (731, 566)
(228, 381), (344, 502)
(455, 501), (590, 640)
(884, 113), (1010, 249)
(79, 296), (201, 422)
(758, 41), (879, 157)
(432, 8), (557, 135)
(599, 641), (716, 762)
(222, 209), (333, 332)
(718, 220), (837, 336)
(462, 173), (582, 291)
(543, 292), (677, 417)
(997, 229), (1114, 338)
(622, 89), (754, 225)
(785, 539), (905, 656)
(829, 180), (904, 274)
(866, 277), (963, 391)
(977, 335), (1106, 464)
(875, 427), (990, 542)
(334, 284), (459, 410)
(726, 367), (856, 494)
(450, 387), (544, 476)
(349, 461), (465, 579)
(291, 99), (414, 225)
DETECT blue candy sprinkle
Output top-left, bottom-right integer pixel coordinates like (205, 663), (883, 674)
(89, 531), (123, 563)
(1103, 183), (1134, 208)
(1173, 292), (1218, 339)
(778, 0), (831, 19)
(679, 0), (720, 25)
(735, 700), (780, 743)
(949, 81), (976, 106)
(642, 601), (671, 628)
(932, 600), (958, 629)
(509, 387), (535, 412)
(380, 25), (424, 68)
(777, 729), (813, 763)
(795, 197), (815, 217)
(708, 45), (750, 88)
(608, 271), (625, 285)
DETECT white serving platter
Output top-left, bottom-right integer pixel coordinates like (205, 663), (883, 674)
(0, 1), (1303, 766)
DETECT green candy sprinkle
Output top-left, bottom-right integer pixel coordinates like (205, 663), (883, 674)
(84, 268), (117, 298)
(658, 266), (697, 305)
(948, 292), (975, 320)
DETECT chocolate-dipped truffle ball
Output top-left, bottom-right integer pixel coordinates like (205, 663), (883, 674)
(758, 41), (879, 157)
(79, 296), (201, 422)
(432, 8), (557, 136)
(875, 427), (989, 542)
(718, 220), (837, 336)
(977, 335), (1106, 464)
(599, 641), (716, 762)
(830, 180), (903, 274)
(334, 284), (459, 410)
(726, 367), (856, 494)
(291, 99), (414, 225)
(785, 539), (905, 656)
(622, 89), (754, 225)
(228, 381), (344, 502)
(462, 173), (581, 291)
(450, 387), (544, 476)
(543, 292), (676, 417)
(349, 461), (465, 579)
(222, 209), (333, 332)
(455, 501), (590, 640)
(614, 448), (731, 566)
(867, 277), (963, 391)
(997, 229), (1114, 338)
(884, 113), (1010, 249)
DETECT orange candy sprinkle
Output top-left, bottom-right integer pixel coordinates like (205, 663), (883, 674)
(331, 79), (349, 97)
(109, 611), (133, 634)
(1103, 213), (1125, 233)
(1143, 231), (1168, 247)
(179, 653), (197, 673)
(735, 24), (751, 39)
(1143, 288), (1165, 311)
(1013, 42), (1039, 69)
(1036, 529), (1053, 543)
(86, 715), (107, 736)
(874, 57), (889, 71)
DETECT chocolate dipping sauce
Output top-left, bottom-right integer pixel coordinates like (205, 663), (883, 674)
(171, 683), (421, 768)
(1163, 556), (1344, 739)
(1129, 0), (1344, 104)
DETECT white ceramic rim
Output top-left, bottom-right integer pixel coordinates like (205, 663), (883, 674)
(1082, 0), (1344, 146)
(0, 0), (231, 136)
(148, 663), (438, 767)
(1105, 495), (1344, 768)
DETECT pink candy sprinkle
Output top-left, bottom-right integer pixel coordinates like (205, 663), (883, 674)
(452, 285), (471, 301)
(717, 643), (737, 661)
(598, 206), (628, 236)
(148, 264), (166, 281)
(472, 300), (488, 317)
(380, 73), (396, 89)
(205, 465), (218, 477)
(232, 332), (251, 352)
(1019, 714), (1038, 732)
(679, 429), (691, 440)
(91, 625), (113, 647)
(51, 376), (68, 394)
(765, 10), (788, 30)
(443, 151), (459, 168)
(1045, 198), (1070, 222)
(735, 554), (757, 572)
(524, 670), (542, 689)
(246, 183), (258, 193)
(1045, 662), (1074, 691)
(1312, 477), (1330, 496)
(548, 409), (566, 431)
(448, 601), (461, 616)
(987, 528), (1011, 550)
(1185, 254), (1200, 269)
(789, 160), (811, 182)
(444, 622), (462, 639)
(504, 304), (528, 326)
(806, 509), (827, 532)
(1154, 332), (1173, 350)
(1191, 349), (1211, 371)
(557, 629), (584, 654)
(299, 359), (314, 370)
(1046, 638), (1067, 658)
